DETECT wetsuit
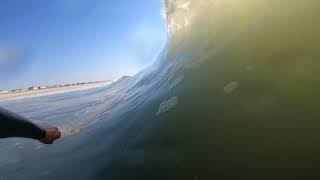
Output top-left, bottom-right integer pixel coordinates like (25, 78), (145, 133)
(0, 107), (46, 140)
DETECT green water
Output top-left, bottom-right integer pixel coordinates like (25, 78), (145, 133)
(108, 1), (320, 179)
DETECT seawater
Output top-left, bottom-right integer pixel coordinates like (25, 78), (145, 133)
(1, 0), (320, 179)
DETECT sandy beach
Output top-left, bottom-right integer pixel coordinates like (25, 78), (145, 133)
(0, 81), (111, 100)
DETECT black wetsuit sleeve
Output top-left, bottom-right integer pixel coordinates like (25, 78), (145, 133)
(0, 107), (46, 140)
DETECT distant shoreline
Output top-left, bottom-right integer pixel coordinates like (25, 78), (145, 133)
(0, 81), (111, 100)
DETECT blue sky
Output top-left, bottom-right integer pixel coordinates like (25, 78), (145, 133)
(0, 0), (167, 90)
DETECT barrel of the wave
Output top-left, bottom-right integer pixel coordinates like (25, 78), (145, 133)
(154, 0), (320, 179)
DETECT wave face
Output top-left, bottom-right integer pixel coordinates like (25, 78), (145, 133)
(1, 0), (320, 179)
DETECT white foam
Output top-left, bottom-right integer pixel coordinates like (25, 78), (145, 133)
(224, 82), (239, 94)
(170, 75), (185, 90)
(157, 96), (178, 116)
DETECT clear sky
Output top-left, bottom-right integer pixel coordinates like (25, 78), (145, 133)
(0, 0), (167, 90)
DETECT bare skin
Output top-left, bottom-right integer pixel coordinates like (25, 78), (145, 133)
(38, 124), (61, 144)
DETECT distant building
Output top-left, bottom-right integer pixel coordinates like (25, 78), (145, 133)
(0, 90), (9, 94)
(12, 89), (23, 93)
(39, 86), (47, 89)
(28, 87), (39, 90)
